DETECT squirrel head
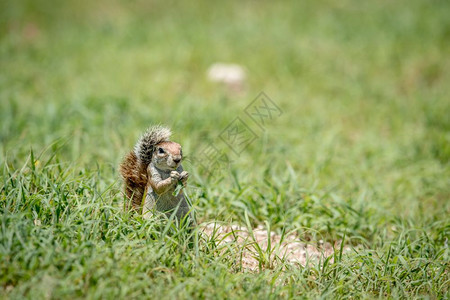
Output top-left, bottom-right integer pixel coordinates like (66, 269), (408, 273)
(152, 141), (183, 171)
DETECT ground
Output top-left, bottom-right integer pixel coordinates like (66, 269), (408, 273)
(0, 0), (449, 298)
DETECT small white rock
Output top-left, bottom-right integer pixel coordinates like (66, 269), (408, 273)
(207, 63), (246, 87)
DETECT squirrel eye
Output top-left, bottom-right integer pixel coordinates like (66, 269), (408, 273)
(158, 148), (165, 154)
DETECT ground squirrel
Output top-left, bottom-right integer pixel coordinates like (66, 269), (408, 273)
(119, 125), (191, 221)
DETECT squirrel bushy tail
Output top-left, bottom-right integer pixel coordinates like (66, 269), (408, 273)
(119, 125), (172, 209)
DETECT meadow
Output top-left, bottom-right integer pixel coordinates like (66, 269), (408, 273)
(1, 0), (449, 298)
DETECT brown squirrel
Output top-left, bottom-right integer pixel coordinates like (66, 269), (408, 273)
(119, 125), (191, 221)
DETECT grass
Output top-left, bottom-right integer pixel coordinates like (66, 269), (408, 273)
(1, 0), (449, 298)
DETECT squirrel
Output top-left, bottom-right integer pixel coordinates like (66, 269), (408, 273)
(119, 125), (191, 221)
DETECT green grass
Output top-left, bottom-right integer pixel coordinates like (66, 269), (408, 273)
(1, 0), (449, 298)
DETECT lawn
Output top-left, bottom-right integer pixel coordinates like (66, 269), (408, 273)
(1, 0), (449, 298)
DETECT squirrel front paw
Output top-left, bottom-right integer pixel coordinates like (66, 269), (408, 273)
(179, 171), (189, 185)
(170, 171), (181, 181)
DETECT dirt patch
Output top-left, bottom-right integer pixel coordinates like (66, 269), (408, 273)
(201, 223), (348, 271)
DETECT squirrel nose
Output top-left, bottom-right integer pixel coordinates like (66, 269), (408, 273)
(173, 158), (181, 164)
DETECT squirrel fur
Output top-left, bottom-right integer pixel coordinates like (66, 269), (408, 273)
(119, 125), (191, 221)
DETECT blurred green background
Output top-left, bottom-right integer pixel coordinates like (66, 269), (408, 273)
(1, 0), (449, 297)
(1, 0), (449, 215)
